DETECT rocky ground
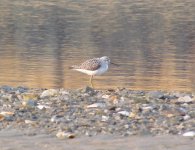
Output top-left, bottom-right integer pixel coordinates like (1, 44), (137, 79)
(0, 85), (194, 140)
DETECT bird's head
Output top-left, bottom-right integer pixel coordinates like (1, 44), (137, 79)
(100, 56), (110, 64)
(100, 56), (119, 66)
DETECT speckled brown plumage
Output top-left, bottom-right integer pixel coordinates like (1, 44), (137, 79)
(70, 58), (101, 71)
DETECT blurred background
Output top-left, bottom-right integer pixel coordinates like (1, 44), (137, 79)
(0, 0), (194, 91)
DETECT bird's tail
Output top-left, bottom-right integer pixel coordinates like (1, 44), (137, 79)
(69, 66), (74, 69)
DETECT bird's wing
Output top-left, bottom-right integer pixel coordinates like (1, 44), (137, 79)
(79, 58), (101, 71)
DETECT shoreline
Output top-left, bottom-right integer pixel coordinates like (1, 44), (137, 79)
(0, 85), (194, 149)
(0, 129), (194, 150)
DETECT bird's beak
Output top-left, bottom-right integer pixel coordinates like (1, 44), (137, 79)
(110, 62), (119, 66)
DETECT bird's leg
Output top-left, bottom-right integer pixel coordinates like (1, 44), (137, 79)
(90, 75), (94, 88)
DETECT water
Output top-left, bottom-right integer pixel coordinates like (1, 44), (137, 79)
(0, 0), (194, 91)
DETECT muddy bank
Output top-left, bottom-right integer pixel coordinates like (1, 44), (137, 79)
(0, 129), (194, 150)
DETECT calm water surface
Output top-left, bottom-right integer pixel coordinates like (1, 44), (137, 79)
(0, 0), (195, 91)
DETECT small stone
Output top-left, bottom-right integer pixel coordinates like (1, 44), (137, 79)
(82, 86), (95, 95)
(16, 86), (29, 93)
(0, 111), (14, 116)
(183, 115), (191, 120)
(22, 93), (39, 101)
(115, 115), (121, 120)
(177, 107), (188, 114)
(0, 111), (15, 121)
(37, 104), (50, 110)
(102, 94), (109, 99)
(22, 99), (37, 107)
(129, 112), (137, 118)
(25, 120), (37, 125)
(124, 124), (129, 129)
(118, 111), (130, 117)
(40, 89), (58, 98)
(87, 103), (106, 108)
(167, 113), (175, 118)
(101, 116), (109, 122)
(147, 91), (164, 99)
(116, 108), (121, 111)
(178, 96), (193, 103)
(1, 94), (13, 101)
(3, 116), (14, 121)
(142, 105), (154, 110)
(183, 131), (195, 137)
(0, 85), (13, 92)
(0, 114), (5, 121)
(59, 90), (70, 95)
(109, 106), (117, 111)
(51, 115), (65, 123)
(189, 111), (195, 118)
(109, 95), (119, 104)
(56, 131), (75, 139)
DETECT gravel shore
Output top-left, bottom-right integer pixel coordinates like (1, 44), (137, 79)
(0, 86), (194, 149)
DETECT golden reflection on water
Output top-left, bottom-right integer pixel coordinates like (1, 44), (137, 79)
(0, 0), (194, 91)
(0, 50), (194, 91)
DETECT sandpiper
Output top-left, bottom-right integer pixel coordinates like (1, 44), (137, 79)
(69, 56), (116, 88)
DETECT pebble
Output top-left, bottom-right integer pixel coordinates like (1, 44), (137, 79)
(0, 86), (194, 139)
(102, 94), (110, 99)
(182, 131), (195, 137)
(0, 111), (14, 116)
(87, 103), (106, 108)
(101, 116), (109, 122)
(129, 112), (137, 118)
(178, 96), (193, 103)
(0, 114), (5, 121)
(147, 91), (164, 99)
(189, 110), (195, 118)
(82, 86), (95, 95)
(0, 111), (14, 121)
(183, 115), (191, 120)
(25, 120), (37, 125)
(37, 104), (50, 110)
(118, 111), (130, 117)
(1, 94), (13, 101)
(51, 115), (65, 123)
(22, 99), (37, 107)
(22, 93), (39, 101)
(141, 105), (154, 110)
(56, 131), (75, 139)
(40, 89), (59, 98)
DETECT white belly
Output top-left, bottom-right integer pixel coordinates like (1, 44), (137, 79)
(74, 64), (108, 76)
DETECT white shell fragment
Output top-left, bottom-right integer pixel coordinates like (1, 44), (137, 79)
(118, 111), (130, 117)
(178, 96), (194, 103)
(40, 89), (59, 98)
(51, 115), (64, 123)
(37, 104), (50, 110)
(25, 120), (37, 125)
(101, 116), (109, 122)
(142, 106), (154, 110)
(183, 115), (191, 121)
(0, 111), (14, 116)
(87, 103), (106, 108)
(182, 131), (195, 137)
(56, 131), (75, 139)
(102, 94), (109, 99)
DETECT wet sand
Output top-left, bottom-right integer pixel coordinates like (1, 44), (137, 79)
(0, 129), (194, 150)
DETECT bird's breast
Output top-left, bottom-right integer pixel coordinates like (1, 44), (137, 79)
(96, 64), (108, 75)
